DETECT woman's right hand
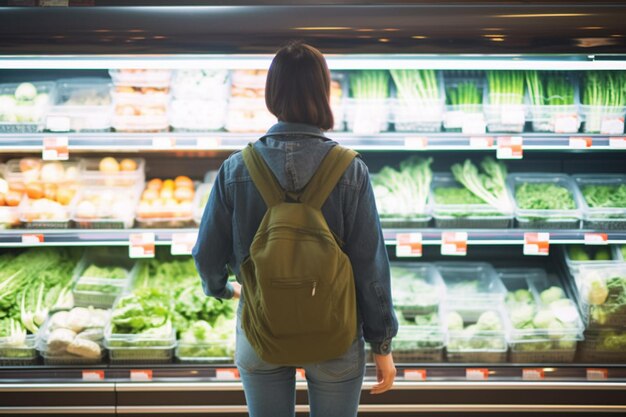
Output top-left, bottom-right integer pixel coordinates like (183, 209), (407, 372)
(371, 353), (396, 395)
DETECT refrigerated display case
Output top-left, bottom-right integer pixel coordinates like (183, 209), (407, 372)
(1, 2), (626, 416)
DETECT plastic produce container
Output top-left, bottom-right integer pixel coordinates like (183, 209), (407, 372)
(580, 105), (626, 134)
(371, 172), (432, 229)
(112, 89), (169, 132)
(391, 263), (445, 321)
(563, 245), (623, 279)
(171, 69), (230, 100)
(72, 186), (140, 229)
(0, 81), (56, 133)
(431, 174), (513, 229)
(444, 304), (509, 363)
(0, 335), (38, 366)
(170, 97), (228, 131)
(498, 268), (583, 363)
(104, 323), (176, 364)
(0, 205), (19, 229)
(528, 75), (581, 133)
(175, 341), (235, 364)
(78, 157), (145, 188)
(573, 174), (626, 230)
(108, 69), (172, 88)
(508, 173), (583, 229)
(46, 78), (112, 132)
(577, 329), (626, 363)
(72, 249), (136, 308)
(391, 72), (445, 133)
(436, 262), (507, 305)
(443, 74), (486, 133)
(391, 325), (445, 363)
(344, 98), (390, 134)
(18, 195), (73, 229)
(576, 264), (626, 330)
(225, 98), (275, 132)
(483, 90), (526, 133)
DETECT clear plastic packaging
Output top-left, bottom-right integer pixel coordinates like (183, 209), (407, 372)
(46, 78), (112, 132)
(431, 174), (513, 229)
(528, 74), (580, 133)
(391, 263), (445, 321)
(4, 158), (79, 188)
(391, 325), (445, 363)
(193, 182), (213, 225)
(0, 335), (38, 366)
(104, 323), (176, 364)
(72, 186), (140, 229)
(573, 174), (626, 230)
(0, 81), (56, 133)
(483, 90), (526, 133)
(443, 304), (509, 363)
(0, 205), (19, 229)
(108, 69), (172, 88)
(563, 245), (623, 279)
(436, 262), (507, 305)
(170, 98), (228, 131)
(344, 98), (390, 134)
(579, 105), (626, 134)
(171, 69), (230, 100)
(19, 195), (73, 229)
(72, 249), (136, 308)
(508, 173), (583, 229)
(498, 268), (583, 363)
(175, 341), (235, 364)
(443, 74), (486, 133)
(225, 98), (275, 133)
(372, 172), (432, 229)
(391, 71), (445, 132)
(78, 157), (145, 188)
(111, 88), (169, 132)
(135, 182), (196, 228)
(576, 264), (626, 330)
(577, 329), (626, 363)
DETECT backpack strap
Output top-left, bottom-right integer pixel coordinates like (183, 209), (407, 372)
(299, 145), (358, 210)
(242, 143), (284, 208)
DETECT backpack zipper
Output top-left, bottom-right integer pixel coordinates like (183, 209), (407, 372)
(271, 279), (317, 297)
(312, 281), (317, 297)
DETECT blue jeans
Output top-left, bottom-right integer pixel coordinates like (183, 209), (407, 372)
(235, 317), (366, 417)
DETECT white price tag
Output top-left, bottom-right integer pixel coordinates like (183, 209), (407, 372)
(497, 136), (523, 159)
(396, 233), (422, 257)
(296, 368), (306, 381)
(197, 137), (222, 149)
(82, 370), (105, 381)
(444, 110), (464, 129)
(522, 369), (545, 381)
(586, 368), (608, 381)
(404, 369), (427, 381)
(555, 115), (579, 133)
(22, 234), (44, 245)
(129, 233), (155, 259)
(600, 118), (624, 135)
(46, 115), (71, 132)
(152, 137), (176, 149)
(524, 233), (550, 256)
(171, 232), (197, 256)
(569, 136), (593, 149)
(42, 136), (69, 161)
(501, 109), (525, 126)
(404, 136), (428, 149)
(469, 136), (494, 148)
(584, 233), (608, 245)
(130, 370), (153, 382)
(608, 137), (626, 149)
(441, 232), (468, 256)
(462, 116), (486, 135)
(215, 368), (240, 380)
(466, 368), (489, 381)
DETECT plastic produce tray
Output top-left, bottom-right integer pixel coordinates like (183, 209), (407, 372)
(46, 78), (112, 132)
(0, 335), (38, 366)
(41, 351), (106, 366)
(436, 262), (506, 305)
(431, 174), (513, 229)
(391, 71), (445, 133)
(483, 90), (526, 133)
(109, 69), (172, 88)
(573, 174), (626, 230)
(575, 264), (626, 330)
(0, 81), (56, 133)
(72, 186), (140, 230)
(104, 324), (176, 364)
(175, 342), (234, 364)
(579, 105), (626, 134)
(391, 263), (444, 321)
(78, 157), (145, 188)
(528, 74), (580, 133)
(563, 245), (623, 279)
(508, 173), (583, 229)
(225, 98), (275, 133)
(344, 98), (390, 134)
(577, 330), (626, 363)
(509, 346), (577, 363)
(391, 325), (445, 363)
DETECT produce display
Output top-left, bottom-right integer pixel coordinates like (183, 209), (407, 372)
(372, 157), (432, 227)
(80, 156), (144, 188)
(73, 187), (138, 229)
(170, 70), (229, 131)
(0, 82), (54, 133)
(581, 71), (626, 134)
(346, 70), (390, 133)
(0, 169), (19, 228)
(46, 78), (112, 132)
(135, 176), (195, 228)
(578, 330), (626, 363)
(390, 264), (442, 320)
(225, 70), (274, 132)
(445, 308), (508, 363)
(435, 262), (506, 304)
(37, 307), (108, 364)
(390, 69), (443, 132)
(444, 73), (485, 132)
(516, 183), (575, 210)
(574, 174), (626, 229)
(578, 266), (626, 329)
(484, 70), (526, 132)
(72, 250), (134, 308)
(526, 71), (579, 133)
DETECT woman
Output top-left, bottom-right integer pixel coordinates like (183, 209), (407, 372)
(193, 41), (398, 417)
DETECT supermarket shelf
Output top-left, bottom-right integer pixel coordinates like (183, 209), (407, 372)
(1, 228), (625, 247)
(0, 133), (625, 153)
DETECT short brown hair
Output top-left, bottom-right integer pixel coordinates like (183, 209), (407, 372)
(265, 41), (334, 131)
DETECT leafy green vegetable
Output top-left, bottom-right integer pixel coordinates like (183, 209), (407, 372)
(391, 266), (439, 317)
(446, 310), (506, 351)
(515, 183), (576, 210)
(582, 71), (626, 132)
(177, 317), (236, 359)
(111, 288), (171, 335)
(586, 275), (626, 326)
(433, 187), (484, 205)
(81, 264), (128, 280)
(372, 157), (432, 219)
(582, 184), (626, 209)
(487, 70), (525, 105)
(451, 157), (512, 213)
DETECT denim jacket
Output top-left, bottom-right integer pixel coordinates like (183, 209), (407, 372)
(192, 121), (398, 354)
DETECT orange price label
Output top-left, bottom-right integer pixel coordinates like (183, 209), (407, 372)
(296, 368), (306, 381)
(524, 232), (550, 256)
(586, 368), (608, 381)
(601, 118), (624, 135)
(21, 234), (44, 245)
(197, 137), (222, 149)
(82, 370), (105, 381)
(469, 136), (494, 148)
(584, 233), (608, 245)
(129, 233), (156, 259)
(466, 368), (489, 381)
(130, 370), (153, 381)
(215, 368), (240, 380)
(522, 368), (545, 381)
(441, 232), (468, 256)
(152, 137), (176, 149)
(396, 233), (423, 257)
(569, 136), (593, 149)
(404, 369), (427, 381)
(608, 137), (626, 149)
(404, 136), (428, 149)
(42, 136), (69, 161)
(171, 232), (197, 256)
(497, 136), (523, 159)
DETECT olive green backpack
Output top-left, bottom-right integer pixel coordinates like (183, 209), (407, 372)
(240, 142), (358, 365)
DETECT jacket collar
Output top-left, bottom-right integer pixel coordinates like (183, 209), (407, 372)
(264, 121), (328, 140)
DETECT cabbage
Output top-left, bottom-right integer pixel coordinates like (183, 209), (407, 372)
(540, 286), (565, 304)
